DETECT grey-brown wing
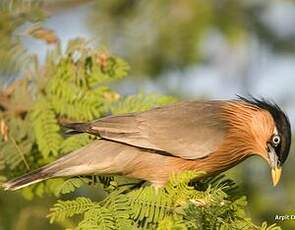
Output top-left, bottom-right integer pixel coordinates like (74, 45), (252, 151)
(72, 101), (227, 159)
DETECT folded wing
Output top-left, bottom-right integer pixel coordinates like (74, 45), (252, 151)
(65, 101), (227, 159)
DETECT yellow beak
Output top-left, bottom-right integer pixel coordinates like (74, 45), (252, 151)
(271, 167), (282, 186)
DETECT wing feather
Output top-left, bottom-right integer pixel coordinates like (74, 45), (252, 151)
(67, 101), (227, 159)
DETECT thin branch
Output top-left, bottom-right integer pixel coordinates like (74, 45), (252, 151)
(9, 135), (30, 170)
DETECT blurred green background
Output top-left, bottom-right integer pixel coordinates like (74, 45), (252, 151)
(0, 0), (295, 229)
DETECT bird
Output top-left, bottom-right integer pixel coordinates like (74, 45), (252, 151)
(2, 96), (291, 191)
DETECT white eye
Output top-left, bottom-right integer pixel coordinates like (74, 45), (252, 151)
(272, 135), (280, 146)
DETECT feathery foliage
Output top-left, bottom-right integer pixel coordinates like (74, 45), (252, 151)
(31, 99), (63, 158)
(48, 197), (95, 223)
(0, 0), (46, 75)
(0, 38), (281, 229)
(48, 171), (281, 230)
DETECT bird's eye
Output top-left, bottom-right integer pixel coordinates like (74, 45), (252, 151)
(272, 135), (280, 146)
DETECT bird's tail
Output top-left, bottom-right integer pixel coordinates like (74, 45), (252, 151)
(3, 123), (94, 191)
(2, 167), (53, 191)
(2, 140), (128, 191)
(1, 141), (87, 191)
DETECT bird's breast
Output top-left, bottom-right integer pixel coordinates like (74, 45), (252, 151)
(124, 149), (250, 186)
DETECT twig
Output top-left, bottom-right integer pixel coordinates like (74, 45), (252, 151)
(9, 135), (30, 170)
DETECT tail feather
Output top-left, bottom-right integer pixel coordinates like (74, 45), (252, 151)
(2, 140), (114, 191)
(2, 140), (147, 191)
(1, 140), (101, 191)
(63, 122), (92, 135)
(2, 168), (52, 191)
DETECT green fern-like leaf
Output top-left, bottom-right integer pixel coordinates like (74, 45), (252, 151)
(43, 45), (127, 121)
(21, 178), (65, 200)
(165, 171), (207, 207)
(157, 217), (190, 230)
(104, 195), (134, 229)
(78, 205), (116, 230)
(111, 93), (177, 115)
(61, 134), (93, 154)
(1, 138), (32, 170)
(30, 98), (63, 158)
(48, 197), (95, 224)
(46, 60), (105, 120)
(54, 177), (90, 196)
(0, 117), (33, 171)
(46, 171), (282, 230)
(127, 186), (173, 226)
(0, 0), (45, 74)
(88, 57), (129, 85)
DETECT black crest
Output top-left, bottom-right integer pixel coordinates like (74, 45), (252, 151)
(237, 95), (292, 165)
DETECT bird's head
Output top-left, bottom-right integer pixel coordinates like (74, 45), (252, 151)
(223, 96), (291, 186)
(239, 97), (291, 186)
